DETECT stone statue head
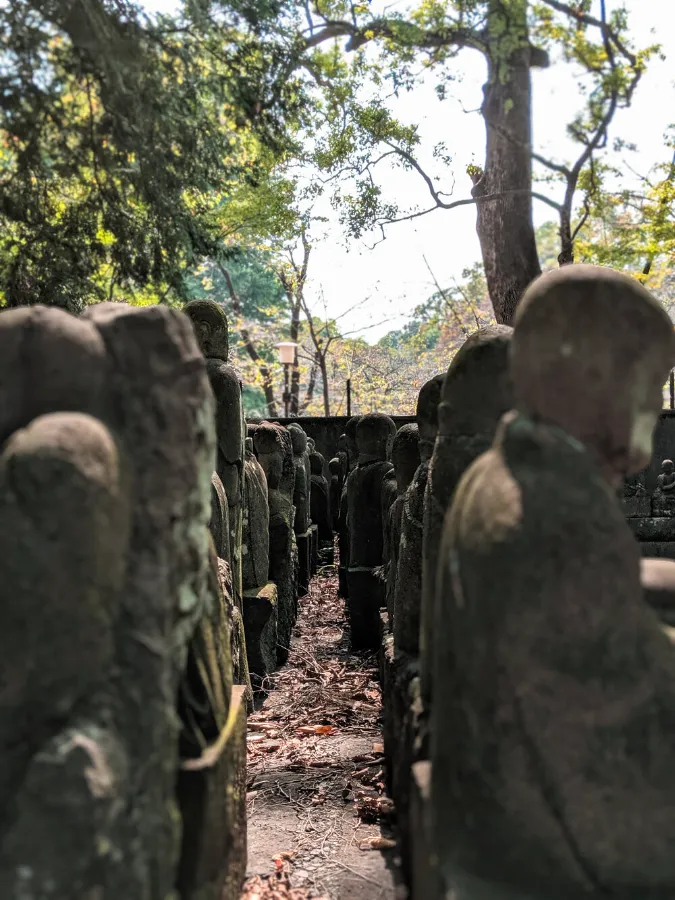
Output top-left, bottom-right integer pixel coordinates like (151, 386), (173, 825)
(253, 423), (284, 489)
(356, 413), (396, 463)
(287, 422), (308, 455)
(512, 264), (675, 479)
(329, 457), (341, 476)
(183, 299), (229, 362)
(310, 453), (324, 476)
(337, 434), (347, 453)
(245, 437), (254, 454)
(663, 459), (674, 476)
(391, 423), (421, 493)
(438, 325), (514, 439)
(416, 374), (445, 461)
(307, 437), (316, 452)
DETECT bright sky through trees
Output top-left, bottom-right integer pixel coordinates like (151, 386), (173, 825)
(144, 0), (675, 340)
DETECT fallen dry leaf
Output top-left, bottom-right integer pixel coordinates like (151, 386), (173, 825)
(359, 836), (396, 851)
(296, 725), (335, 736)
(372, 742), (384, 754)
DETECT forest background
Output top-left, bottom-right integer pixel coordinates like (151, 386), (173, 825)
(2, 0), (674, 415)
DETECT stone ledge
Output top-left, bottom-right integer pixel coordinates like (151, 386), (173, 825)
(177, 685), (248, 900)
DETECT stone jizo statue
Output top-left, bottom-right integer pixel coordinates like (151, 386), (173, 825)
(653, 458), (675, 516)
(383, 423), (420, 624)
(431, 264), (675, 899)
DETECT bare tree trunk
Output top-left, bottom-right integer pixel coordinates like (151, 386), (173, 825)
(289, 298), (301, 415)
(319, 352), (330, 416)
(472, 44), (542, 325)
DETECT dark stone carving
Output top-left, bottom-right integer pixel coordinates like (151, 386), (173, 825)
(338, 417), (361, 597)
(310, 450), (332, 542)
(431, 264), (675, 898)
(329, 457), (341, 532)
(242, 444), (270, 591)
(184, 299), (245, 611)
(0, 303), (217, 896)
(653, 459), (675, 515)
(419, 326), (513, 707)
(393, 375), (445, 654)
(253, 422), (296, 663)
(383, 424), (420, 625)
(346, 413), (396, 648)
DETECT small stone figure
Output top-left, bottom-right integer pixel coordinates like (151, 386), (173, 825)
(419, 326), (513, 706)
(242, 440), (270, 591)
(310, 451), (332, 543)
(346, 413), (396, 648)
(383, 424), (420, 625)
(338, 417), (361, 596)
(254, 422), (296, 662)
(287, 423), (311, 594)
(431, 264), (675, 899)
(184, 299), (246, 611)
(393, 374), (445, 654)
(653, 459), (675, 516)
(329, 457), (341, 532)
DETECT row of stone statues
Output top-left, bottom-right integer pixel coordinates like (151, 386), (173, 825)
(336, 264), (675, 900)
(0, 296), (330, 899)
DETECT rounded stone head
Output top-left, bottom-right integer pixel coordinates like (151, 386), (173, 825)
(307, 437), (316, 452)
(329, 457), (341, 476)
(663, 460), (674, 475)
(438, 325), (514, 439)
(356, 413), (396, 462)
(345, 416), (361, 462)
(183, 299), (229, 362)
(310, 453), (324, 476)
(391, 423), (421, 492)
(512, 264), (675, 478)
(337, 434), (347, 453)
(287, 422), (308, 455)
(416, 374), (446, 461)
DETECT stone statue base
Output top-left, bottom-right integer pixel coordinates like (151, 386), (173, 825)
(176, 685), (247, 900)
(243, 583), (279, 688)
(346, 568), (382, 650)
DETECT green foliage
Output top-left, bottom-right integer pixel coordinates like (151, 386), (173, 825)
(0, 0), (307, 310)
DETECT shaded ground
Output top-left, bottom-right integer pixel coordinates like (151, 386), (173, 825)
(241, 551), (406, 900)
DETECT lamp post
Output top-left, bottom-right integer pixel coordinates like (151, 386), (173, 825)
(277, 341), (298, 418)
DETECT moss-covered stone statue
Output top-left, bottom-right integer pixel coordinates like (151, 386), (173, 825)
(0, 303), (226, 897)
(346, 413), (396, 648)
(431, 265), (675, 899)
(184, 299), (246, 612)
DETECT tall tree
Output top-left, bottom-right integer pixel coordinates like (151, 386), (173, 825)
(297, 0), (656, 323)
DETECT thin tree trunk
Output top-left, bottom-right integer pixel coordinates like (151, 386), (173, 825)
(319, 352), (330, 416)
(473, 6), (543, 325)
(289, 298), (301, 415)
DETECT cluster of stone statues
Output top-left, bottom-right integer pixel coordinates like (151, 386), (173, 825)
(0, 297), (336, 899)
(5, 263), (675, 900)
(337, 264), (675, 900)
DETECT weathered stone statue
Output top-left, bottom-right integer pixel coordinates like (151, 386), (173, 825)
(184, 299), (245, 611)
(653, 459), (675, 515)
(383, 424), (420, 625)
(0, 303), (233, 896)
(242, 442), (270, 591)
(310, 450), (332, 543)
(338, 417), (361, 596)
(211, 472), (230, 564)
(287, 422), (312, 593)
(431, 264), (675, 899)
(329, 457), (341, 532)
(346, 413), (396, 648)
(254, 422), (296, 663)
(393, 375), (445, 653)
(419, 326), (514, 707)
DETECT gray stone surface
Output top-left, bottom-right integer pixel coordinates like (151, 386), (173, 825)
(242, 446), (270, 591)
(0, 303), (215, 897)
(420, 326), (513, 706)
(393, 375), (445, 654)
(185, 299), (246, 611)
(431, 265), (675, 898)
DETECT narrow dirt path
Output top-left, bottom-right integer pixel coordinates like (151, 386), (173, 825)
(241, 551), (405, 900)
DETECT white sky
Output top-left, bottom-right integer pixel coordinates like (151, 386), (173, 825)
(143, 0), (675, 341)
